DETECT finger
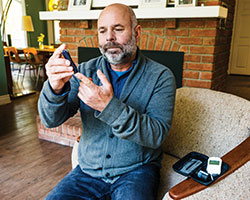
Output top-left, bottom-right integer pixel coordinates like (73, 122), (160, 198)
(47, 66), (74, 74)
(74, 73), (93, 86)
(77, 84), (93, 104)
(77, 91), (88, 104)
(48, 71), (74, 80)
(51, 43), (66, 59)
(46, 57), (72, 74)
(97, 70), (111, 87)
(47, 57), (70, 67)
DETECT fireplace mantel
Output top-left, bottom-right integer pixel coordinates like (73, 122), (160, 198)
(39, 6), (227, 21)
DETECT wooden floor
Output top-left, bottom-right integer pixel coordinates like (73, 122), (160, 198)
(0, 73), (72, 200)
(0, 72), (249, 200)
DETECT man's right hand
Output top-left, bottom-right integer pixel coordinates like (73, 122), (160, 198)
(45, 44), (74, 94)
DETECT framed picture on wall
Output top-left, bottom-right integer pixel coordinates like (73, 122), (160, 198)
(167, 0), (175, 6)
(139, 0), (167, 8)
(92, 0), (139, 8)
(68, 0), (92, 11)
(175, 0), (197, 7)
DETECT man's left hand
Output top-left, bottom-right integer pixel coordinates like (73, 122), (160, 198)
(75, 70), (114, 112)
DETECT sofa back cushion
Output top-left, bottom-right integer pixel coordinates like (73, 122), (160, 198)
(162, 87), (250, 158)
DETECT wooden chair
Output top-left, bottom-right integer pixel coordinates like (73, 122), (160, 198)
(2, 41), (8, 47)
(23, 48), (44, 88)
(4, 46), (29, 82)
(3, 47), (8, 56)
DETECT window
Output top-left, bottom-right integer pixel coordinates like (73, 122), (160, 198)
(1, 0), (27, 47)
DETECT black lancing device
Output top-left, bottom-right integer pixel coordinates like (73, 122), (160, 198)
(62, 49), (78, 73)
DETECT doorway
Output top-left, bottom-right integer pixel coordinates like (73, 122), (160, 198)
(229, 0), (250, 75)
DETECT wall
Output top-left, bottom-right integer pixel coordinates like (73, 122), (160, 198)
(58, 0), (235, 91)
(25, 0), (48, 47)
(0, 32), (8, 96)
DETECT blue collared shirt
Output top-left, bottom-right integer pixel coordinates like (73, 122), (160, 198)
(106, 60), (137, 99)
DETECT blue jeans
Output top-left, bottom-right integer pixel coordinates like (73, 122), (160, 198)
(45, 164), (160, 200)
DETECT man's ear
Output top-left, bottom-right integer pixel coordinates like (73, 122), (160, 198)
(135, 25), (142, 43)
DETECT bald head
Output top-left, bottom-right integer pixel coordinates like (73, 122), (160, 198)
(98, 3), (137, 30)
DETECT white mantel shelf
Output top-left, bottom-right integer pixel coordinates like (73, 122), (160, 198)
(39, 6), (228, 21)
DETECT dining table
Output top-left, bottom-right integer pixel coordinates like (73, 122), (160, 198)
(6, 47), (56, 98)
(17, 47), (56, 80)
(18, 47), (55, 62)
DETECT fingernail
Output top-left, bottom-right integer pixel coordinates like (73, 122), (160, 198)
(66, 60), (70, 65)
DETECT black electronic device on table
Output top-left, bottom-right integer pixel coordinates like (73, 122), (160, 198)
(62, 49), (78, 73)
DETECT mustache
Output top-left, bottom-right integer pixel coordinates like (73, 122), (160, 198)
(103, 42), (123, 51)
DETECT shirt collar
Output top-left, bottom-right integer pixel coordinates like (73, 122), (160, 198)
(106, 59), (137, 77)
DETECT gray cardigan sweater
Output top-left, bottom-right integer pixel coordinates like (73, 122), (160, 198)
(38, 49), (176, 180)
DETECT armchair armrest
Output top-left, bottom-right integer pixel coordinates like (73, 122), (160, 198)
(169, 137), (250, 199)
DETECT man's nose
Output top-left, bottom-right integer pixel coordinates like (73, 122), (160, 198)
(106, 30), (115, 42)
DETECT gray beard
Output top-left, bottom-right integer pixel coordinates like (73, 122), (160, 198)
(99, 36), (137, 65)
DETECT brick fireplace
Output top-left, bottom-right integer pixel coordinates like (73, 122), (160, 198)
(59, 0), (235, 90)
(37, 0), (235, 146)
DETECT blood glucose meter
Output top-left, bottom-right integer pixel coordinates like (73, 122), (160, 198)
(207, 157), (222, 175)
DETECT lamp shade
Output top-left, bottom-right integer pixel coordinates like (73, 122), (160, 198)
(22, 16), (34, 32)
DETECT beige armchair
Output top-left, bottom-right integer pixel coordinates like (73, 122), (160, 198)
(158, 87), (250, 199)
(72, 87), (250, 199)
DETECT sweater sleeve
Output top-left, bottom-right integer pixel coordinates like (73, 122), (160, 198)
(38, 76), (80, 128)
(96, 68), (176, 149)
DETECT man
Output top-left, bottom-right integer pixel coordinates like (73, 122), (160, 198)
(39, 3), (176, 200)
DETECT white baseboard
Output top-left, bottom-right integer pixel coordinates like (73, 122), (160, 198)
(0, 94), (11, 106)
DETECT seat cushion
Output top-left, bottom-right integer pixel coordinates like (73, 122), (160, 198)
(158, 153), (186, 200)
(71, 141), (79, 169)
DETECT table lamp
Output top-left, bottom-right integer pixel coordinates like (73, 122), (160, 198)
(22, 16), (34, 46)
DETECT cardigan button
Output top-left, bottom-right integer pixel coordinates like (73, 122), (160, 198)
(109, 134), (114, 138)
(106, 154), (111, 159)
(105, 172), (110, 177)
